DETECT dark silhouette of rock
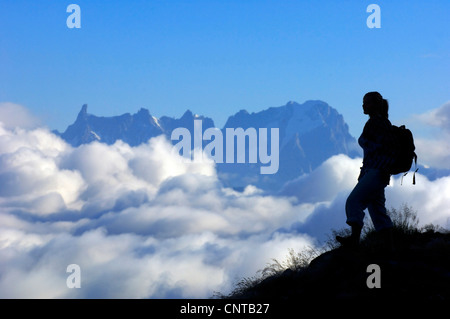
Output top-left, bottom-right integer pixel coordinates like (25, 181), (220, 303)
(225, 229), (450, 301)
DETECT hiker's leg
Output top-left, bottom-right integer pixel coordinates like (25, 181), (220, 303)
(336, 223), (362, 248)
(366, 173), (393, 232)
(368, 195), (394, 252)
(367, 192), (393, 232)
(365, 171), (395, 251)
(341, 171), (374, 247)
(345, 173), (373, 229)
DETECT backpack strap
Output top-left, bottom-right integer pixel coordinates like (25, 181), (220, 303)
(401, 172), (408, 185)
(412, 152), (418, 185)
(401, 153), (418, 185)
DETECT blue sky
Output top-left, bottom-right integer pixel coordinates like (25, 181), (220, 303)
(1, 0), (450, 299)
(1, 0), (448, 137)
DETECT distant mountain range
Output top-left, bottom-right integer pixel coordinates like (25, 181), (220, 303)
(54, 101), (362, 192)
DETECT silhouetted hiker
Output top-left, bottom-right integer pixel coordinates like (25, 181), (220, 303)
(336, 92), (394, 250)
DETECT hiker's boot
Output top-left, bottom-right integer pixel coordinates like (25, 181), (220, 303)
(336, 225), (362, 250)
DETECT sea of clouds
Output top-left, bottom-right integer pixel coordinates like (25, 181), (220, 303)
(0, 102), (449, 298)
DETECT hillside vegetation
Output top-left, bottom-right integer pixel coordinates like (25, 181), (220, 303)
(220, 205), (450, 301)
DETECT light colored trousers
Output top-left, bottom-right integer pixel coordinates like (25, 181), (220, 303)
(345, 168), (393, 231)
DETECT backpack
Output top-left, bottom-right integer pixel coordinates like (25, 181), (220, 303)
(388, 124), (418, 184)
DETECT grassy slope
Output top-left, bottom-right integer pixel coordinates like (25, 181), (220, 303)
(221, 206), (450, 301)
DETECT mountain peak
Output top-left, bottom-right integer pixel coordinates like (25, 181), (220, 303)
(236, 109), (249, 115)
(138, 107), (149, 113)
(181, 109), (194, 119)
(76, 104), (88, 121)
(58, 100), (359, 191)
(136, 108), (150, 117)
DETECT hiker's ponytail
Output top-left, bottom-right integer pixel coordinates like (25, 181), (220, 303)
(381, 98), (389, 119)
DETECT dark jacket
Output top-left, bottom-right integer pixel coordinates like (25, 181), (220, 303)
(358, 116), (395, 180)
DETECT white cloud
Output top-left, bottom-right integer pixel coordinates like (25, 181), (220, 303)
(416, 101), (450, 131)
(0, 113), (449, 298)
(0, 102), (41, 130)
(386, 174), (450, 228)
(0, 122), (316, 298)
(279, 154), (362, 203)
(410, 101), (450, 169)
(414, 136), (450, 169)
(0, 128), (86, 214)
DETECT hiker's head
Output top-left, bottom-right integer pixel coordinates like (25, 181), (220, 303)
(363, 92), (389, 118)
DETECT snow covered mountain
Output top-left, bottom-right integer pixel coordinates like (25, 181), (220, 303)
(55, 101), (361, 192)
(56, 104), (214, 147)
(218, 100), (361, 191)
